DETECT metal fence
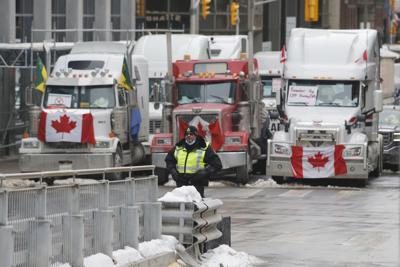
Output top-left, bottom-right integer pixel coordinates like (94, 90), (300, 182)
(0, 166), (161, 267)
(161, 198), (223, 260)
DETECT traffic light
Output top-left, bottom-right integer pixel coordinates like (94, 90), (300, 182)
(202, 0), (211, 19)
(136, 0), (145, 17)
(305, 0), (318, 22)
(230, 2), (239, 26)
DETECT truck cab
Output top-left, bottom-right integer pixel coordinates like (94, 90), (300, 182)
(19, 42), (149, 176)
(267, 29), (383, 183)
(151, 58), (266, 184)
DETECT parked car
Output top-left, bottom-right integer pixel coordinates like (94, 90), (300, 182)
(379, 105), (400, 172)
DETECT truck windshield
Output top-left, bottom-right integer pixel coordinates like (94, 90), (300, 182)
(177, 82), (235, 104)
(44, 85), (115, 109)
(261, 76), (279, 98)
(287, 80), (359, 107)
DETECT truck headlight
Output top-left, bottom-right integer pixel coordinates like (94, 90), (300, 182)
(156, 137), (172, 145)
(23, 140), (40, 149)
(343, 146), (362, 157)
(95, 141), (111, 148)
(394, 133), (400, 142)
(225, 136), (242, 145)
(273, 143), (290, 155)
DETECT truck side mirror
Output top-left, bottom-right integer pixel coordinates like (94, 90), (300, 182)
(357, 114), (366, 122)
(373, 90), (383, 112)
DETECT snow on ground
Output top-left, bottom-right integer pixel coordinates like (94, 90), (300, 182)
(245, 178), (280, 188)
(201, 244), (265, 267)
(53, 178), (100, 185)
(138, 235), (179, 257)
(113, 246), (143, 267)
(158, 185), (202, 202)
(1, 179), (45, 188)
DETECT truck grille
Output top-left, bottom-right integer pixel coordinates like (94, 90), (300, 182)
(45, 142), (89, 149)
(177, 114), (218, 124)
(381, 132), (393, 146)
(296, 129), (337, 147)
(149, 119), (161, 134)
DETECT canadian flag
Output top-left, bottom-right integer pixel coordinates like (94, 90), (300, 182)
(38, 110), (95, 144)
(354, 49), (367, 63)
(280, 46), (287, 63)
(178, 116), (224, 151)
(290, 145), (347, 178)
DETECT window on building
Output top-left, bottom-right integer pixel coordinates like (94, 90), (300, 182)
(83, 0), (95, 41)
(16, 0), (33, 42)
(52, 0), (66, 41)
(111, 0), (121, 41)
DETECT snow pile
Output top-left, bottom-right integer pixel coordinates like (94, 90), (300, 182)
(139, 235), (179, 257)
(53, 178), (100, 185)
(164, 178), (176, 187)
(158, 185), (202, 202)
(113, 246), (143, 267)
(1, 179), (45, 188)
(209, 180), (239, 187)
(84, 253), (115, 267)
(201, 244), (265, 267)
(246, 178), (280, 188)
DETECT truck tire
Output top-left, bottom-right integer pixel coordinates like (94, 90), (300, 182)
(390, 165), (399, 172)
(236, 165), (249, 185)
(107, 147), (123, 180)
(271, 176), (285, 184)
(369, 155), (381, 178)
(155, 168), (169, 185)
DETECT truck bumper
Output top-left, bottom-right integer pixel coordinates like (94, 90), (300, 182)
(19, 153), (114, 172)
(152, 151), (247, 169)
(383, 145), (400, 166)
(267, 157), (368, 179)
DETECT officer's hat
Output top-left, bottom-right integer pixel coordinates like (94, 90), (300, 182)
(185, 126), (198, 136)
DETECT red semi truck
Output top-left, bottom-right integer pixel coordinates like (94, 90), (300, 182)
(150, 57), (268, 184)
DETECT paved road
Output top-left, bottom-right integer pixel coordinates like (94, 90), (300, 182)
(207, 173), (399, 267)
(162, 172), (400, 266)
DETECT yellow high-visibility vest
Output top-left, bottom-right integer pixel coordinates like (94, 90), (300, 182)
(174, 145), (207, 174)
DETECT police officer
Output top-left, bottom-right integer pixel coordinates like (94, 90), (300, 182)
(165, 125), (222, 197)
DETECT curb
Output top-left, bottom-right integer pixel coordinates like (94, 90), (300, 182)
(121, 251), (176, 267)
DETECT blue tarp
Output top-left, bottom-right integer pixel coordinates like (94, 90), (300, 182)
(130, 108), (142, 142)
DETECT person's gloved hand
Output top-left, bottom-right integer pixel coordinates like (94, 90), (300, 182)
(191, 166), (214, 184)
(170, 168), (180, 182)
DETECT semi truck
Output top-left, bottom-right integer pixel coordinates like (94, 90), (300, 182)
(208, 35), (248, 59)
(19, 42), (149, 178)
(150, 56), (268, 184)
(133, 34), (210, 138)
(254, 51), (283, 133)
(267, 28), (383, 184)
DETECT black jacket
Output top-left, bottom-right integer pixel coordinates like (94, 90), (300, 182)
(165, 135), (222, 175)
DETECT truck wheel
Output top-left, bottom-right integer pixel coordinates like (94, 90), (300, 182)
(369, 155), (381, 178)
(155, 168), (169, 185)
(107, 147), (123, 181)
(271, 176), (285, 184)
(390, 165), (399, 172)
(236, 165), (249, 185)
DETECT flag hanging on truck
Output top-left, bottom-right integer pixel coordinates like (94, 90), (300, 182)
(290, 145), (347, 178)
(35, 56), (48, 93)
(118, 57), (133, 90)
(38, 110), (95, 144)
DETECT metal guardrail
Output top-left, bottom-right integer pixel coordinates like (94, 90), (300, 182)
(0, 166), (161, 267)
(161, 198), (223, 260)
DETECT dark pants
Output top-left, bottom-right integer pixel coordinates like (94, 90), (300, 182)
(176, 173), (208, 198)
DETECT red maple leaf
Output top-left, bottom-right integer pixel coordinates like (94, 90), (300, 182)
(51, 114), (77, 133)
(307, 151), (329, 170)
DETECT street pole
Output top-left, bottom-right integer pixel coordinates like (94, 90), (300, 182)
(363, 0), (368, 28)
(190, 0), (200, 34)
(236, 8), (240, 35)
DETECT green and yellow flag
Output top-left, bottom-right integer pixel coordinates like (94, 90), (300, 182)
(35, 57), (48, 93)
(118, 57), (133, 90)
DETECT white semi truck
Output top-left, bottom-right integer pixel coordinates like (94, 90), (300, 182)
(19, 42), (149, 177)
(254, 51), (283, 132)
(208, 35), (248, 59)
(267, 28), (383, 184)
(133, 34), (210, 137)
